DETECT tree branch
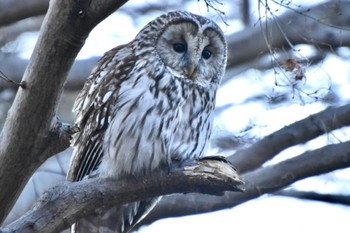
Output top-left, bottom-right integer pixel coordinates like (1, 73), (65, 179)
(141, 140), (350, 225)
(0, 53), (98, 92)
(0, 0), (129, 224)
(0, 16), (44, 47)
(0, 0), (48, 27)
(230, 103), (350, 173)
(274, 190), (350, 206)
(1, 158), (243, 233)
(43, 117), (77, 158)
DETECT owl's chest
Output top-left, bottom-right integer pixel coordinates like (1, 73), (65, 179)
(100, 73), (186, 177)
(113, 72), (186, 134)
(170, 85), (216, 162)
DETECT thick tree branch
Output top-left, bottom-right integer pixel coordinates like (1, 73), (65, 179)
(0, 0), (129, 223)
(141, 140), (350, 225)
(1, 158), (243, 233)
(230, 103), (350, 173)
(0, 0), (48, 27)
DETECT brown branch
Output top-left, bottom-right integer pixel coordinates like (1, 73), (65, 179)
(274, 190), (350, 206)
(43, 117), (77, 157)
(0, 0), (129, 224)
(230, 103), (350, 173)
(0, 0), (48, 27)
(2, 158), (243, 233)
(0, 16), (44, 47)
(0, 53), (98, 91)
(140, 140), (350, 225)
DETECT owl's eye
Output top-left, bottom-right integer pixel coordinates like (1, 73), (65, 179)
(202, 49), (212, 59)
(173, 43), (187, 53)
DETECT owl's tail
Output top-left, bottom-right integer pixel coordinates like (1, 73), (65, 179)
(71, 197), (162, 233)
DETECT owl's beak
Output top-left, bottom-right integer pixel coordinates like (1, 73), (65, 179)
(186, 61), (197, 78)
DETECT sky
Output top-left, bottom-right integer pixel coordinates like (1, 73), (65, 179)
(5, 0), (350, 232)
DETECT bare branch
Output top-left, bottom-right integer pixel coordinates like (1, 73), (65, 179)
(118, 1), (185, 18)
(274, 190), (350, 206)
(141, 140), (350, 225)
(230, 103), (350, 173)
(0, 16), (44, 47)
(240, 0), (251, 26)
(0, 53), (98, 91)
(2, 158), (243, 233)
(0, 0), (48, 27)
(0, 0), (129, 223)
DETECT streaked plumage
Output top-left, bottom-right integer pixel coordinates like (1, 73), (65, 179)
(67, 11), (227, 233)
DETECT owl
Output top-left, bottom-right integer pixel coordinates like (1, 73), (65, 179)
(67, 11), (227, 233)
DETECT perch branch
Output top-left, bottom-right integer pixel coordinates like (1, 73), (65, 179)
(141, 140), (350, 225)
(2, 158), (243, 233)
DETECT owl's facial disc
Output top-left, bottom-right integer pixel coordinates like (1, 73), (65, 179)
(156, 21), (226, 84)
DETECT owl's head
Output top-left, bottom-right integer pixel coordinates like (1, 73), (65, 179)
(135, 11), (227, 86)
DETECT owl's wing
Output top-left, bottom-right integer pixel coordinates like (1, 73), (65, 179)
(67, 45), (136, 181)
